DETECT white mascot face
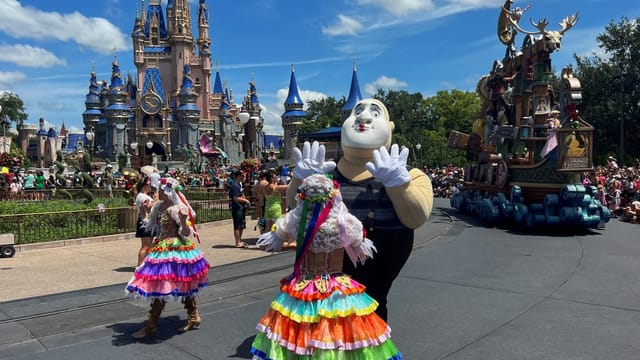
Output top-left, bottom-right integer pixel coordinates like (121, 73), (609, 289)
(341, 98), (393, 149)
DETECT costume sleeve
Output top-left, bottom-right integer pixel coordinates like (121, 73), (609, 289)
(385, 168), (433, 229)
(286, 177), (302, 210)
(342, 211), (376, 264)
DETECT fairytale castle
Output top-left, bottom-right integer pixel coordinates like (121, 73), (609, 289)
(12, 0), (364, 170)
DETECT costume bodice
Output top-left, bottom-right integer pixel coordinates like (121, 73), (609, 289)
(299, 248), (344, 276)
(159, 210), (180, 239)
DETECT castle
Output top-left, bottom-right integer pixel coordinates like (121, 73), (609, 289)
(9, 0), (364, 171)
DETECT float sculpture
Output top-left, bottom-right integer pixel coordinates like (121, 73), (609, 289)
(449, 1), (610, 229)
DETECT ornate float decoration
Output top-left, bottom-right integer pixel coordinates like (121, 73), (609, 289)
(449, 1), (610, 230)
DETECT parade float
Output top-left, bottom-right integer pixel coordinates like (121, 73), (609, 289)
(448, 1), (611, 229)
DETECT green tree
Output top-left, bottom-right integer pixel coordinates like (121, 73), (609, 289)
(574, 17), (640, 165)
(0, 92), (29, 129)
(298, 96), (345, 134)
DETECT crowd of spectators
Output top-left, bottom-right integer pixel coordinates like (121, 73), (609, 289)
(2, 156), (639, 225)
(582, 157), (640, 223)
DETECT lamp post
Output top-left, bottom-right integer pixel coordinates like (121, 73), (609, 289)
(415, 143), (422, 170)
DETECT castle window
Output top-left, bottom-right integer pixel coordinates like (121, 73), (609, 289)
(151, 27), (159, 45)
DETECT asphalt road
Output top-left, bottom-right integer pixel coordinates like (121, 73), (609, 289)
(2, 198), (640, 359)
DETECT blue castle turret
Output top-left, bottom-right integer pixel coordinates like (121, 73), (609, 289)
(281, 65), (305, 160)
(176, 65), (201, 149)
(342, 62), (362, 120)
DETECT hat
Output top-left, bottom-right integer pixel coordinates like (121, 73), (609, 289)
(105, 164), (113, 169)
(232, 170), (243, 178)
(551, 109), (560, 114)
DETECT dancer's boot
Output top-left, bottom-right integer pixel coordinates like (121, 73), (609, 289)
(132, 299), (165, 339)
(178, 296), (201, 332)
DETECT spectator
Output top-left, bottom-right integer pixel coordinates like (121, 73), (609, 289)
(253, 171), (268, 234)
(133, 174), (157, 267)
(229, 170), (251, 248)
(263, 171), (288, 236)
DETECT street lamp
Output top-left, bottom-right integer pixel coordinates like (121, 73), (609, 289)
(415, 143), (422, 170)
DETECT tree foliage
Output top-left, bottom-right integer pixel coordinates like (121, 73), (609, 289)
(0, 92), (28, 128)
(574, 17), (640, 165)
(297, 97), (345, 134)
(303, 89), (482, 168)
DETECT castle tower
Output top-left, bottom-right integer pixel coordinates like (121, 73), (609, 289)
(176, 65), (201, 154)
(281, 65), (305, 160)
(104, 56), (132, 158)
(342, 62), (362, 121)
(239, 75), (263, 159)
(83, 0), (258, 169)
(82, 67), (102, 155)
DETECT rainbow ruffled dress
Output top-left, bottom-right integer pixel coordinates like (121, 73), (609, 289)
(126, 207), (210, 299)
(251, 249), (401, 359)
(252, 174), (401, 359)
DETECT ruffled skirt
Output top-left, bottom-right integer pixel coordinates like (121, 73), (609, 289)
(125, 236), (210, 299)
(251, 273), (402, 359)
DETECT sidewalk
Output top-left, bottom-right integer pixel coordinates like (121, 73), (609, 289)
(1, 217), (271, 302)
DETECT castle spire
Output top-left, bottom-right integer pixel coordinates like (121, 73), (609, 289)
(213, 60), (223, 94)
(342, 61), (362, 120)
(284, 64), (304, 108)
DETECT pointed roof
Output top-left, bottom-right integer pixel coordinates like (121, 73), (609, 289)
(108, 56), (124, 92)
(213, 62), (223, 94)
(284, 64), (303, 106)
(249, 73), (259, 105)
(342, 62), (362, 112)
(144, 0), (168, 39)
(85, 68), (101, 105)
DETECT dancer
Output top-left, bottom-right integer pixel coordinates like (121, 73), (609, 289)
(126, 176), (210, 339)
(252, 174), (401, 359)
(287, 98), (433, 321)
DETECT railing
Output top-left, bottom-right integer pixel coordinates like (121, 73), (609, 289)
(0, 199), (233, 245)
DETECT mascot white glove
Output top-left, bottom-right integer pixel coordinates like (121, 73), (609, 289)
(292, 141), (337, 180)
(365, 144), (411, 188)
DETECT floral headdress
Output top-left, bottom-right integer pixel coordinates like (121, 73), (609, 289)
(296, 174), (339, 203)
(146, 176), (200, 242)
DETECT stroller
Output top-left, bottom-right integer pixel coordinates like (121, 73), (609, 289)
(0, 233), (15, 258)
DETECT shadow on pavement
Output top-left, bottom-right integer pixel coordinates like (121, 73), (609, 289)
(229, 335), (256, 359)
(108, 315), (184, 346)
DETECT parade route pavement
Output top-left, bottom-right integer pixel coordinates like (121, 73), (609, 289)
(1, 217), (270, 302)
(3, 199), (640, 359)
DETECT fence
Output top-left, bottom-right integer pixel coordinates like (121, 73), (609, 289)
(0, 199), (233, 245)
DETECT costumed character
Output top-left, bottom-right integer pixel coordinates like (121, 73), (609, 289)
(251, 174), (401, 359)
(126, 176), (210, 339)
(541, 109), (562, 158)
(286, 98), (433, 321)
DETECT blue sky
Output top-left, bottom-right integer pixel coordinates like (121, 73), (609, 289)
(0, 0), (637, 136)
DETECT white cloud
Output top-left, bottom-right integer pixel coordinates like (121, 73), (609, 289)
(356, 0), (435, 17)
(0, 71), (27, 87)
(0, 0), (130, 54)
(0, 44), (66, 67)
(322, 14), (364, 36)
(260, 87), (329, 134)
(364, 75), (408, 95)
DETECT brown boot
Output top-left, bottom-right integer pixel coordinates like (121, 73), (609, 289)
(178, 296), (201, 332)
(132, 299), (165, 339)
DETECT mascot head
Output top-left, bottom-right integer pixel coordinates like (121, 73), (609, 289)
(341, 98), (394, 149)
